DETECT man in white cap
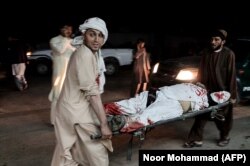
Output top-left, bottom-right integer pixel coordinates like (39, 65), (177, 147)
(184, 29), (237, 148)
(51, 17), (112, 166)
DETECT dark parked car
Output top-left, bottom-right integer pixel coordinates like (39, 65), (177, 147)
(150, 38), (250, 101)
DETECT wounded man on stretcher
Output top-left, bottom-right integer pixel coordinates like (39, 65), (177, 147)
(104, 83), (230, 133)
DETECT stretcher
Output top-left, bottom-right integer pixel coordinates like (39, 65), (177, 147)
(92, 100), (230, 160)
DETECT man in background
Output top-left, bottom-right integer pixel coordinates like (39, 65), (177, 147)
(48, 24), (76, 125)
(7, 35), (28, 91)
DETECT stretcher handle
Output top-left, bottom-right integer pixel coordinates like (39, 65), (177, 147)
(214, 113), (225, 121)
(90, 134), (102, 140)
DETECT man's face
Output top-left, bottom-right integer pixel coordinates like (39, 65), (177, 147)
(210, 37), (225, 51)
(138, 42), (145, 49)
(84, 29), (104, 53)
(61, 26), (73, 38)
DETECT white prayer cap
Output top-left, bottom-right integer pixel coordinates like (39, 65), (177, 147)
(79, 17), (108, 44)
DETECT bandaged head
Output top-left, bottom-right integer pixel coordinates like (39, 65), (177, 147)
(79, 17), (108, 44)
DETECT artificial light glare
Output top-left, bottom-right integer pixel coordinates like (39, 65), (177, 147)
(176, 68), (198, 81)
(26, 51), (32, 57)
(153, 63), (159, 73)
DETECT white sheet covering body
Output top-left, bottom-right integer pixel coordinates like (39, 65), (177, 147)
(105, 83), (209, 132)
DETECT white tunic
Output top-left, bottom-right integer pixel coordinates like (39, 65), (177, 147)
(48, 35), (75, 124)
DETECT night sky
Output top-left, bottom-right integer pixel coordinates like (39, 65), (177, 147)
(2, 2), (250, 46)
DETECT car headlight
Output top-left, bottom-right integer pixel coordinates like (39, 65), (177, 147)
(26, 51), (32, 58)
(176, 68), (198, 81)
(152, 63), (160, 74)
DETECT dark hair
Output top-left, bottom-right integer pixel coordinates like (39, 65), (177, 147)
(135, 38), (152, 52)
(136, 38), (146, 45)
(210, 29), (227, 40)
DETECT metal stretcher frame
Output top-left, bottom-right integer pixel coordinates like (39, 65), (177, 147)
(113, 101), (231, 160)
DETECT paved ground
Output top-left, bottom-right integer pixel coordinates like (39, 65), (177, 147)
(0, 68), (250, 166)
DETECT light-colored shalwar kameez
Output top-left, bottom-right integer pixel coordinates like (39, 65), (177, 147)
(48, 35), (75, 124)
(51, 45), (113, 166)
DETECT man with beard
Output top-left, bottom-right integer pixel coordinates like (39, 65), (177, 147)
(183, 29), (237, 148)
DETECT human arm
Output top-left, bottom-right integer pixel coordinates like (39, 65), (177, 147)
(50, 36), (75, 55)
(134, 51), (141, 59)
(134, 48), (145, 59)
(146, 52), (151, 72)
(227, 51), (237, 103)
(76, 46), (111, 139)
(89, 95), (112, 139)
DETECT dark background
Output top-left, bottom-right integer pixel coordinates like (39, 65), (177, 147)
(3, 13), (249, 41)
(1, 1), (250, 53)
